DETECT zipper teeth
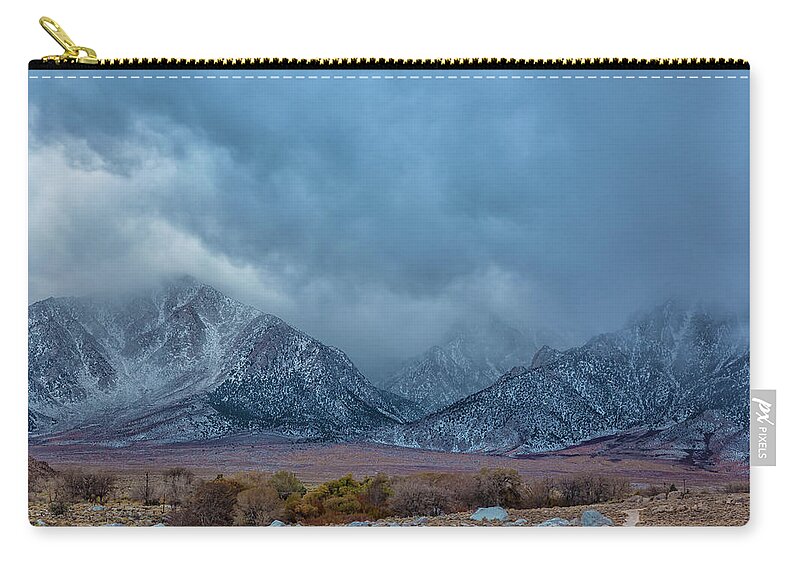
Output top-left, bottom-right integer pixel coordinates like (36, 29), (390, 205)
(31, 57), (750, 69)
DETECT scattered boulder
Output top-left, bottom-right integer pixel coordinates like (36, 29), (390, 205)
(151, 523), (166, 527)
(34, 519), (47, 526)
(538, 517), (571, 527)
(90, 505), (105, 512)
(581, 510), (614, 527)
(470, 506), (509, 522)
(413, 516), (429, 526)
(269, 520), (287, 527)
(347, 521), (370, 527)
(508, 518), (528, 526)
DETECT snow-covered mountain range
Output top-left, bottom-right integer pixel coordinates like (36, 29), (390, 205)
(376, 320), (537, 417)
(28, 276), (409, 444)
(376, 301), (749, 461)
(28, 278), (749, 463)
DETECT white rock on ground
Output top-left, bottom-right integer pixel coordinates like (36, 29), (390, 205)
(470, 506), (509, 521)
(581, 510), (614, 526)
(537, 517), (571, 527)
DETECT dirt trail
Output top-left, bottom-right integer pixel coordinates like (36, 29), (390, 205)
(623, 509), (641, 527)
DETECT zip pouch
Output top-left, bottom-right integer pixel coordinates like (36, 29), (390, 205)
(28, 17), (750, 527)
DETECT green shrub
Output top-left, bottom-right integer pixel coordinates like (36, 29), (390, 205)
(360, 472), (392, 511)
(322, 494), (362, 515)
(285, 473), (391, 524)
(48, 500), (68, 516)
(285, 491), (318, 521)
(270, 471), (306, 500)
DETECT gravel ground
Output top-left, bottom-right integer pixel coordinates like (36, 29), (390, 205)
(29, 491), (748, 527)
(367, 492), (748, 527)
(29, 500), (169, 527)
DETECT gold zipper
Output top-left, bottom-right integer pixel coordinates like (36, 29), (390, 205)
(34, 16), (748, 70)
(39, 17), (99, 65)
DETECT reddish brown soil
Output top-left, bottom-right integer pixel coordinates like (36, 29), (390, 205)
(29, 436), (747, 487)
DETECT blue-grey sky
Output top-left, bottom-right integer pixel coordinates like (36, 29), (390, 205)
(28, 71), (749, 378)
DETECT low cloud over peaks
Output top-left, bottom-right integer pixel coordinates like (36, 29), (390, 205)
(29, 77), (749, 379)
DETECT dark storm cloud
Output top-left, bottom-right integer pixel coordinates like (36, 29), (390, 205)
(28, 73), (749, 378)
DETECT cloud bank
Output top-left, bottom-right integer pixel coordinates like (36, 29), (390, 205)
(29, 74), (749, 378)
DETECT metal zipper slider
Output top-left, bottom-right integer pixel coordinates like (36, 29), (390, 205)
(39, 16), (98, 64)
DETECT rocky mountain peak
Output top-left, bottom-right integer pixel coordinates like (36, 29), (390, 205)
(28, 277), (411, 444)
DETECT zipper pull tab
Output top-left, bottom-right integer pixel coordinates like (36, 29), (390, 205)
(39, 16), (98, 64)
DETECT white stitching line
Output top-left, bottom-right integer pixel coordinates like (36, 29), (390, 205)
(30, 74), (750, 81)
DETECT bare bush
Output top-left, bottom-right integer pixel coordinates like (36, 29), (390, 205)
(28, 457), (56, 493)
(388, 478), (452, 516)
(525, 477), (563, 508)
(168, 478), (243, 526)
(230, 471), (271, 489)
(163, 467), (195, 507)
(558, 474), (631, 506)
(132, 472), (162, 506)
(638, 484), (668, 498)
(474, 468), (529, 508)
(394, 472), (478, 512)
(235, 485), (283, 525)
(724, 481), (749, 493)
(59, 470), (116, 503)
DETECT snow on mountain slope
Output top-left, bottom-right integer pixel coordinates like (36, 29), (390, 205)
(378, 320), (537, 415)
(29, 286), (749, 462)
(28, 276), (406, 443)
(208, 314), (406, 438)
(377, 301), (749, 461)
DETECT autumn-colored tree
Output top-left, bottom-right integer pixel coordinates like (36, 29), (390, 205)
(287, 474), (375, 524)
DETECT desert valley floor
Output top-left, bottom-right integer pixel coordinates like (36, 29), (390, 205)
(28, 436), (750, 527)
(29, 435), (748, 486)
